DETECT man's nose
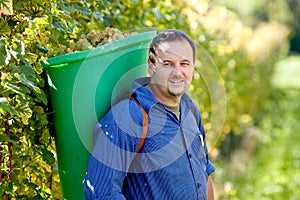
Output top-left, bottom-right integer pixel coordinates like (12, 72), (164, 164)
(172, 63), (182, 74)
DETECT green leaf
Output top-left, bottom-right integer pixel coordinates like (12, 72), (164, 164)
(33, 60), (43, 75)
(51, 16), (67, 33)
(0, 39), (8, 65)
(19, 74), (35, 88)
(0, 19), (11, 35)
(34, 90), (48, 104)
(0, 134), (10, 142)
(0, 101), (18, 115)
(4, 83), (23, 94)
(35, 43), (49, 53)
(93, 11), (103, 21)
(9, 135), (19, 142)
(19, 60), (36, 79)
(40, 128), (50, 144)
(15, 102), (32, 124)
(19, 155), (31, 162)
(41, 149), (55, 165)
(23, 178), (38, 190)
(15, 195), (29, 199)
(33, 17), (49, 25)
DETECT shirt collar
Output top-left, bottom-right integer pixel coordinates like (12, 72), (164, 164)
(132, 77), (195, 115)
(132, 77), (158, 113)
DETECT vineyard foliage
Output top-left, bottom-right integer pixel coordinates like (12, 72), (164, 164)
(0, 0), (289, 198)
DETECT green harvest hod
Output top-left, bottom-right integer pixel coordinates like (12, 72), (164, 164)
(41, 31), (156, 200)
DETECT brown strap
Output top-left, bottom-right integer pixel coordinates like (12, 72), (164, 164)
(130, 95), (148, 154)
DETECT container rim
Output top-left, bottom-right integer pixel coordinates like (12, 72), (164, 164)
(41, 31), (156, 69)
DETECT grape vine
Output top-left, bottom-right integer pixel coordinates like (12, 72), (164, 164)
(58, 27), (137, 54)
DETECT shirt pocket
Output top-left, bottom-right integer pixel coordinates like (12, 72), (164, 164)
(195, 133), (207, 171)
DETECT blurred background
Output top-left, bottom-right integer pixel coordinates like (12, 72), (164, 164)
(0, 0), (299, 199)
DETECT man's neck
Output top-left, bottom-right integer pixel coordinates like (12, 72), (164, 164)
(164, 104), (180, 120)
(146, 84), (181, 107)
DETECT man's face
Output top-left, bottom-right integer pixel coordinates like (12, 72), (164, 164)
(149, 39), (194, 102)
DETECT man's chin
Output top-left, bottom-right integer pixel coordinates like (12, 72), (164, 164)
(168, 89), (185, 97)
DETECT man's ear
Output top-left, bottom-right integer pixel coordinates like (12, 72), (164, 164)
(149, 54), (155, 64)
(148, 53), (157, 76)
(148, 57), (155, 76)
(148, 57), (154, 76)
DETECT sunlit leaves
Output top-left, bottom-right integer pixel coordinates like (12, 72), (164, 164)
(223, 89), (300, 199)
(0, 3), (56, 199)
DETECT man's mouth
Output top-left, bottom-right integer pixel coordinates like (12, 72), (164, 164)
(170, 79), (184, 84)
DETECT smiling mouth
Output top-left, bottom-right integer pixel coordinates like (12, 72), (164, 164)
(170, 79), (184, 84)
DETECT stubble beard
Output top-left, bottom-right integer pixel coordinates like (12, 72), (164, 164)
(167, 82), (186, 97)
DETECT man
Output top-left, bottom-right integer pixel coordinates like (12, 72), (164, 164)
(83, 29), (216, 199)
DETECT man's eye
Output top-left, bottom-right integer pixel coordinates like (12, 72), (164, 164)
(181, 62), (191, 67)
(163, 62), (172, 67)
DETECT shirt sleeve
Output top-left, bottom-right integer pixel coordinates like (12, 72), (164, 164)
(83, 120), (129, 200)
(206, 159), (216, 176)
(83, 156), (127, 200)
(83, 102), (140, 200)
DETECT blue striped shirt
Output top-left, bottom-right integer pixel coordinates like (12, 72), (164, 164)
(83, 77), (216, 199)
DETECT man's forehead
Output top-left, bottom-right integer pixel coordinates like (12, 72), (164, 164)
(157, 42), (170, 52)
(156, 40), (193, 60)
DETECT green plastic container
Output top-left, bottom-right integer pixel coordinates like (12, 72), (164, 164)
(41, 31), (156, 200)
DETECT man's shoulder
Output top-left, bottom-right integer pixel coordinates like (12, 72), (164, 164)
(99, 98), (144, 123)
(182, 93), (199, 110)
(95, 98), (145, 138)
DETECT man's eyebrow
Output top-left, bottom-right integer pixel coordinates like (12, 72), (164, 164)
(161, 59), (173, 62)
(160, 58), (192, 63)
(180, 59), (192, 64)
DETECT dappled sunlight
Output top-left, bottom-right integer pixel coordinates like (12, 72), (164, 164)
(272, 56), (300, 88)
(245, 22), (290, 60)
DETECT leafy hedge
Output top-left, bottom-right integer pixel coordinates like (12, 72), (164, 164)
(0, 0), (193, 198)
(214, 88), (300, 199)
(0, 0), (288, 198)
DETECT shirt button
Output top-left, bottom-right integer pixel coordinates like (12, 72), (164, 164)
(188, 154), (192, 158)
(197, 183), (201, 188)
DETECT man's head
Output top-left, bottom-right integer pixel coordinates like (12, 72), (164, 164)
(149, 30), (195, 64)
(148, 30), (195, 106)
